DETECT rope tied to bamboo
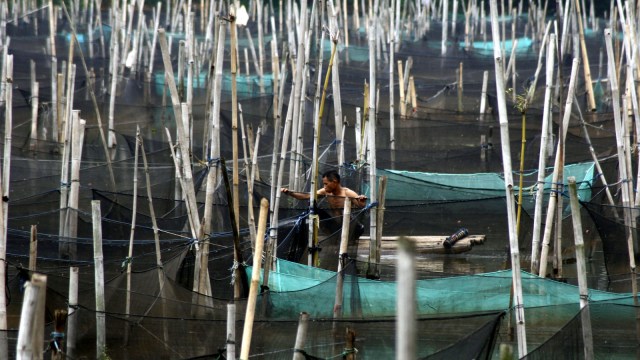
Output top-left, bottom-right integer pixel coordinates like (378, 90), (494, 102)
(120, 256), (133, 269)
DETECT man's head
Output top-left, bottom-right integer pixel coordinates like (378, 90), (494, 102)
(322, 170), (341, 193)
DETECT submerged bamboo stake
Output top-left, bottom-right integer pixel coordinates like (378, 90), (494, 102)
(334, 198), (352, 318)
(489, 0), (527, 356)
(568, 177), (594, 358)
(239, 198), (269, 360)
(292, 312), (310, 360)
(396, 237), (416, 359)
(92, 200), (106, 357)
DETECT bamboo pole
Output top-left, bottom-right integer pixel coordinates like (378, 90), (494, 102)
(50, 57), (58, 143)
(309, 34), (338, 267)
(66, 267), (78, 359)
(16, 273), (47, 360)
(227, 303), (236, 359)
(0, 54), (11, 351)
(230, 7), (241, 237)
(479, 70), (489, 120)
(29, 82), (39, 151)
(539, 59), (580, 277)
(58, 64), (75, 259)
(124, 127), (141, 346)
(239, 198), (269, 360)
(61, 3), (117, 194)
(396, 237), (416, 360)
(389, 13), (396, 168)
(568, 176), (594, 358)
(366, 21), (378, 279)
(489, 0), (527, 356)
(605, 28), (637, 299)
(441, 0), (448, 55)
(29, 225), (37, 271)
(92, 200), (106, 357)
(292, 312), (310, 360)
(574, 0), (596, 111)
(334, 198), (352, 318)
(63, 112), (85, 261)
(531, 34), (556, 274)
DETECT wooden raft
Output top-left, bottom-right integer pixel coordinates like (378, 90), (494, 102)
(357, 235), (486, 255)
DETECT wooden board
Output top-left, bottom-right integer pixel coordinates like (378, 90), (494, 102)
(357, 235), (485, 254)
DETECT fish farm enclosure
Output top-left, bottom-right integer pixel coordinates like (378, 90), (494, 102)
(1, 0), (640, 359)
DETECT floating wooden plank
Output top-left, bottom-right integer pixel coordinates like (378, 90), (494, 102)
(357, 235), (485, 254)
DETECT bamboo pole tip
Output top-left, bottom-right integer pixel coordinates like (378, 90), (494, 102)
(397, 236), (416, 253)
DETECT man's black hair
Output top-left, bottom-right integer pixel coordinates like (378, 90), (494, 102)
(322, 169), (340, 183)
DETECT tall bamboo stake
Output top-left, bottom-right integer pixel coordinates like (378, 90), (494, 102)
(539, 59), (580, 277)
(605, 28), (637, 300)
(239, 198), (269, 360)
(58, 64), (75, 258)
(0, 54), (11, 353)
(366, 21), (378, 279)
(531, 34), (556, 274)
(573, 0), (596, 111)
(92, 200), (106, 357)
(489, 0), (527, 356)
(568, 176), (594, 358)
(308, 34), (338, 266)
(198, 19), (226, 298)
(28, 225), (37, 271)
(63, 112), (85, 260)
(333, 198), (352, 318)
(230, 7), (241, 237)
(124, 127), (141, 345)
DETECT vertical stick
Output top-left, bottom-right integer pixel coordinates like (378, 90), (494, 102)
(441, 0), (448, 55)
(239, 198), (269, 360)
(227, 303), (236, 360)
(124, 127), (141, 345)
(539, 59), (580, 276)
(92, 200), (106, 357)
(457, 62), (463, 112)
(16, 273), (47, 360)
(0, 54), (11, 351)
(29, 82), (39, 151)
(66, 267), (78, 360)
(568, 177), (594, 358)
(292, 312), (310, 360)
(29, 225), (37, 271)
(605, 28), (637, 299)
(396, 237), (416, 360)
(489, 0), (527, 356)
(479, 70), (489, 119)
(531, 34), (556, 274)
(366, 22), (378, 279)
(334, 198), (352, 318)
(574, 0), (596, 111)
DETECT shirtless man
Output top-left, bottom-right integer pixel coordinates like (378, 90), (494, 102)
(281, 170), (367, 209)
